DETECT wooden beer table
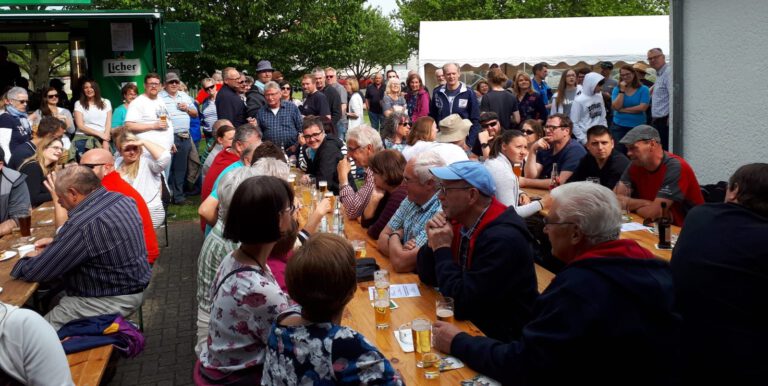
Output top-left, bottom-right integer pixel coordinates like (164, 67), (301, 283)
(0, 202), (114, 386)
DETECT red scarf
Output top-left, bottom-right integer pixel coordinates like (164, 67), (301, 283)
(450, 198), (507, 269)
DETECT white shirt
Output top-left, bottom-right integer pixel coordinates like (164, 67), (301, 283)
(125, 94), (175, 150)
(74, 99), (112, 135)
(484, 155), (542, 218)
(401, 141), (469, 165)
(0, 303), (74, 385)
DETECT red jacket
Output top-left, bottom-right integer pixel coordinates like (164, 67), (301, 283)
(200, 149), (239, 231)
(102, 171), (160, 264)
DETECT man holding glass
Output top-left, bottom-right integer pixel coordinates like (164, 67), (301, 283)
(0, 147), (31, 237)
(417, 160), (537, 342)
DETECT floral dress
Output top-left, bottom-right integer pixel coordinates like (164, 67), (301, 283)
(199, 252), (291, 374)
(262, 311), (404, 385)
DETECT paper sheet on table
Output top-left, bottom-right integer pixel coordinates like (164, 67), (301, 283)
(621, 222), (651, 232)
(368, 283), (421, 300)
(394, 330), (414, 352)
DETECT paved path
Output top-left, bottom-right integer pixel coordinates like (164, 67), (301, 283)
(108, 221), (202, 385)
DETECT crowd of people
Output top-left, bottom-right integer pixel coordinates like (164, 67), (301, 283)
(0, 45), (765, 385)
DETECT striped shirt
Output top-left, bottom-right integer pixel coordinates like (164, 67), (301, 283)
(256, 101), (303, 149)
(651, 63), (671, 118)
(339, 167), (374, 219)
(386, 193), (442, 248)
(11, 187), (152, 297)
(159, 90), (194, 133)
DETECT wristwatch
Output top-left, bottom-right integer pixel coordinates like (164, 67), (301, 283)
(480, 143), (489, 149)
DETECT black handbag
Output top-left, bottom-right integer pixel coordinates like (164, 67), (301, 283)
(356, 257), (380, 282)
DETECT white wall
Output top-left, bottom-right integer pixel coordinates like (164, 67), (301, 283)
(679, 0), (768, 184)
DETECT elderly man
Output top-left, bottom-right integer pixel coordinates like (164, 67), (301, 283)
(433, 182), (681, 385)
(325, 67), (348, 139)
(0, 147), (30, 237)
(159, 72), (198, 205)
(430, 63), (481, 149)
(124, 73), (174, 151)
(299, 74), (330, 120)
(314, 68), (342, 127)
(336, 125), (382, 219)
(256, 81), (302, 152)
(80, 149), (160, 264)
(377, 151), (444, 273)
(215, 67), (247, 127)
(11, 166), (152, 329)
(647, 48), (671, 150)
(569, 125), (630, 189)
(672, 163), (768, 385)
(523, 113), (587, 189)
(434, 68), (446, 87)
(8, 116), (66, 169)
(0, 87), (32, 159)
(364, 73), (385, 130)
(418, 160), (537, 341)
(618, 125), (703, 226)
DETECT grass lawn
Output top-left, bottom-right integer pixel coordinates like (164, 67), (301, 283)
(167, 195), (202, 222)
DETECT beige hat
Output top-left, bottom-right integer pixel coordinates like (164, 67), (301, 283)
(632, 62), (649, 74)
(437, 114), (471, 143)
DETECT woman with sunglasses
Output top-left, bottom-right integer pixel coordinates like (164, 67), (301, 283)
(380, 111), (410, 153)
(520, 119), (544, 147)
(18, 137), (63, 207)
(0, 87), (33, 158)
(199, 78), (218, 142)
(114, 131), (171, 228)
(611, 64), (650, 150)
(73, 80), (112, 160)
(111, 84), (139, 133)
(31, 86), (75, 136)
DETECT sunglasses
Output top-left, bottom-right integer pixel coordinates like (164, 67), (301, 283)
(47, 94), (59, 99)
(399, 121), (412, 127)
(122, 146), (140, 153)
(12, 99), (28, 104)
(167, 80), (180, 84)
(481, 121), (498, 129)
(325, 75), (335, 79)
(204, 85), (215, 91)
(281, 86), (291, 90)
(238, 80), (246, 84)
(521, 129), (536, 135)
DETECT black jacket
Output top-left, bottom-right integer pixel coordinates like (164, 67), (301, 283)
(302, 135), (353, 195)
(214, 85), (246, 127)
(245, 87), (265, 119)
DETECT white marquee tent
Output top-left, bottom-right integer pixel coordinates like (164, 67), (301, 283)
(418, 15), (670, 76)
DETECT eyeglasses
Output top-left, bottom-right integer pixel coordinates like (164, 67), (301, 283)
(544, 125), (567, 131)
(12, 99), (28, 104)
(81, 163), (105, 169)
(204, 85), (215, 91)
(542, 217), (575, 226)
(47, 94), (59, 99)
(325, 75), (335, 79)
(146, 82), (161, 87)
(237, 80), (246, 84)
(647, 54), (663, 62)
(521, 129), (536, 135)
(399, 121), (412, 127)
(167, 80), (180, 85)
(281, 86), (291, 90)
(480, 121), (498, 129)
(302, 132), (323, 140)
(122, 146), (140, 153)
(437, 183), (473, 195)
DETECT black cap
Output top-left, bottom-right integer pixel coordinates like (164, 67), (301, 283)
(600, 61), (614, 69)
(479, 111), (499, 123)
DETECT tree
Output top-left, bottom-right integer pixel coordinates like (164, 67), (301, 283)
(345, 7), (409, 80)
(395, 0), (669, 53)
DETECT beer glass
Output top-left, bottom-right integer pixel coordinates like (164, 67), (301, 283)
(421, 352), (441, 379)
(352, 240), (367, 258)
(399, 318), (432, 367)
(512, 162), (523, 178)
(14, 207), (32, 237)
(318, 180), (328, 195)
(374, 285), (390, 329)
(436, 297), (455, 323)
(615, 181), (633, 223)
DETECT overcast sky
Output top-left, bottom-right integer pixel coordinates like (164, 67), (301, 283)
(367, 0), (399, 16)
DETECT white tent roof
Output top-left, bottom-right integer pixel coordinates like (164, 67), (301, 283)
(419, 15), (670, 69)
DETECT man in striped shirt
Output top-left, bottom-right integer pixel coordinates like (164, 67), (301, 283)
(11, 166), (151, 329)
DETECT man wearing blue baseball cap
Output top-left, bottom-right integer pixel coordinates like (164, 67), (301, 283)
(417, 160), (538, 342)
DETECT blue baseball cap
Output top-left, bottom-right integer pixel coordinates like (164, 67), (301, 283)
(429, 160), (496, 197)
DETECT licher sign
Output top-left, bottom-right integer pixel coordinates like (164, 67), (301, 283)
(103, 59), (142, 77)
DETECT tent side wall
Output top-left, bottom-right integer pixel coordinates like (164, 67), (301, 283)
(677, 0), (768, 184)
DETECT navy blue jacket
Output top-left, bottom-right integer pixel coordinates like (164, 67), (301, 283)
(671, 203), (768, 385)
(214, 84), (246, 127)
(417, 205), (537, 342)
(451, 240), (681, 386)
(429, 82), (480, 148)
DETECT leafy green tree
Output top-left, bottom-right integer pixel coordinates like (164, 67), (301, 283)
(345, 7), (409, 80)
(395, 0), (669, 53)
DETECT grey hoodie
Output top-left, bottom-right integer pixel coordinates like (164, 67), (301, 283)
(0, 166), (30, 222)
(571, 72), (607, 144)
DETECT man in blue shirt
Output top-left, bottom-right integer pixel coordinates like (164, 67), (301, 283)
(256, 82), (302, 153)
(523, 113), (587, 189)
(531, 62), (552, 111)
(12, 166), (151, 329)
(159, 72), (198, 204)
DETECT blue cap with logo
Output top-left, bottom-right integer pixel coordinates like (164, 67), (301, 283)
(429, 160), (496, 197)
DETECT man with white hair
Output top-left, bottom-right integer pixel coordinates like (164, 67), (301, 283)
(432, 182), (681, 385)
(377, 151), (443, 273)
(256, 81), (302, 151)
(0, 87), (32, 159)
(336, 125), (382, 219)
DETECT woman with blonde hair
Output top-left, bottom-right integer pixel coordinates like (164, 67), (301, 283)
(344, 78), (364, 130)
(114, 130), (171, 228)
(512, 72), (547, 124)
(381, 79), (406, 117)
(19, 136), (63, 207)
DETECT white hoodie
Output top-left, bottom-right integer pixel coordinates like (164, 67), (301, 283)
(570, 72), (607, 144)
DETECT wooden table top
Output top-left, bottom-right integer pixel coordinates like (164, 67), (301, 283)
(67, 345), (113, 386)
(342, 219), (483, 384)
(0, 203), (56, 306)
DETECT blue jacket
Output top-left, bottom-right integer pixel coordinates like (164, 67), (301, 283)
(429, 82), (480, 147)
(451, 240), (681, 386)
